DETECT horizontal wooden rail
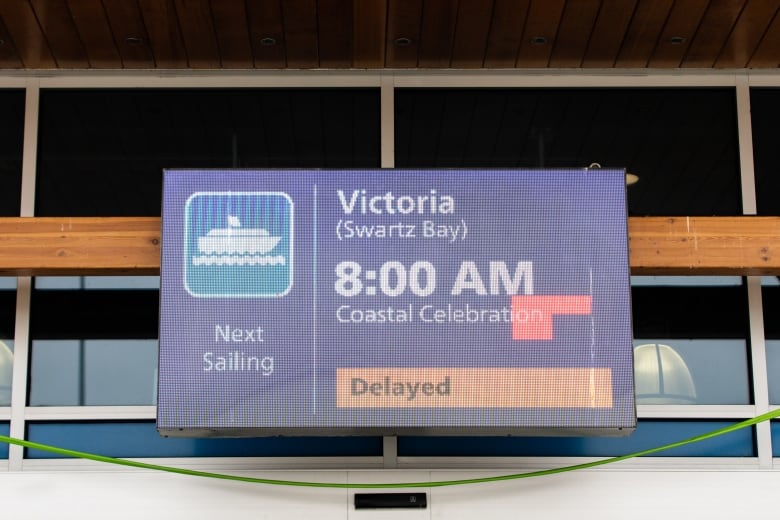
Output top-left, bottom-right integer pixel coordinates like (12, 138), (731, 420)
(0, 216), (779, 276)
(0, 217), (161, 276)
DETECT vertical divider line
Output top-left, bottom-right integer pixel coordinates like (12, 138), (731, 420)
(736, 76), (757, 216)
(19, 79), (39, 217)
(737, 74), (772, 468)
(10, 79), (40, 470)
(9, 278), (31, 471)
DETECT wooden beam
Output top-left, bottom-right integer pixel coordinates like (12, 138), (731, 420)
(0, 216), (779, 276)
(629, 216), (780, 275)
(0, 217), (161, 276)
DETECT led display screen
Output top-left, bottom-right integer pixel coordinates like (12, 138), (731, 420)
(158, 169), (635, 436)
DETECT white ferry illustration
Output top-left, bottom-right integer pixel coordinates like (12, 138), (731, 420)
(192, 215), (285, 266)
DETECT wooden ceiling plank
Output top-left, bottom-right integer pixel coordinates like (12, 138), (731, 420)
(209, 0), (253, 68)
(386, 0), (423, 68)
(450, 0), (494, 68)
(29, 0), (89, 68)
(138, 0), (188, 68)
(417, 0), (459, 68)
(747, 8), (780, 67)
(245, 0), (286, 69)
(648, 0), (709, 67)
(3, 216), (780, 275)
(483, 0), (530, 68)
(281, 0), (319, 68)
(172, 0), (220, 68)
(548, 0), (601, 68)
(516, 0), (565, 68)
(715, 0), (778, 68)
(66, 0), (122, 68)
(681, 0), (745, 68)
(0, 15), (24, 68)
(0, 0), (57, 68)
(614, 0), (674, 68)
(102, 0), (155, 68)
(353, 0), (387, 68)
(581, 0), (638, 68)
(318, 0), (352, 68)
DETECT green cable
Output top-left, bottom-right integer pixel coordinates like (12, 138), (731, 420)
(1, 408), (779, 489)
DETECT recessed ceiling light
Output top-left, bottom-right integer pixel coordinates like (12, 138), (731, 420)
(530, 36), (547, 45)
(394, 37), (413, 47)
(125, 36), (144, 46)
(0, 39), (5, 46)
(669, 36), (687, 45)
(259, 37), (277, 46)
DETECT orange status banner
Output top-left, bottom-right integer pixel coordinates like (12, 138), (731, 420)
(336, 367), (613, 408)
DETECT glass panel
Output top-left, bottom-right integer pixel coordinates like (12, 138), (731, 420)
(83, 277), (160, 290)
(632, 283), (750, 405)
(0, 422), (8, 459)
(761, 276), (780, 287)
(0, 340), (11, 406)
(29, 282), (159, 406)
(395, 88), (741, 216)
(763, 282), (780, 405)
(84, 340), (157, 405)
(0, 90), (25, 217)
(768, 341), (780, 405)
(399, 421), (754, 457)
(34, 277), (82, 290)
(36, 89), (381, 216)
(25, 422), (382, 458)
(749, 89), (780, 215)
(29, 340), (80, 406)
(633, 340), (749, 405)
(0, 276), (14, 406)
(0, 278), (17, 290)
(631, 276), (743, 287)
(35, 276), (160, 290)
(766, 339), (780, 404)
(29, 340), (158, 406)
(772, 421), (780, 457)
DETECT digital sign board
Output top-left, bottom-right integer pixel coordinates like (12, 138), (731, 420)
(158, 168), (635, 437)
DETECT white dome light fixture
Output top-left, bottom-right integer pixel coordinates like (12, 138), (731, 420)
(634, 343), (696, 404)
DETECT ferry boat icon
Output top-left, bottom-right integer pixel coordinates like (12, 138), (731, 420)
(199, 215), (281, 254)
(184, 191), (293, 298)
(192, 215), (285, 266)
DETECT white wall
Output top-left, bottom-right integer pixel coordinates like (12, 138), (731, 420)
(2, 469), (779, 519)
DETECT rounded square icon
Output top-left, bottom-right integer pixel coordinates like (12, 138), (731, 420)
(184, 192), (293, 298)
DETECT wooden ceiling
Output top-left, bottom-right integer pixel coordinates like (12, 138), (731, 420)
(0, 0), (778, 71)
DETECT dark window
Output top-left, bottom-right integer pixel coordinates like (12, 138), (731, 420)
(0, 89), (25, 217)
(395, 88), (741, 216)
(749, 89), (780, 215)
(36, 89), (380, 216)
(0, 281), (14, 340)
